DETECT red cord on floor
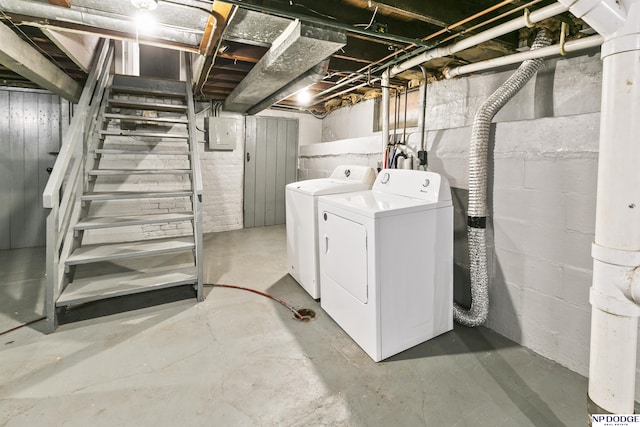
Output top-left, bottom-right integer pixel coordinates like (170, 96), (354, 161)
(205, 283), (311, 321)
(0, 316), (46, 336)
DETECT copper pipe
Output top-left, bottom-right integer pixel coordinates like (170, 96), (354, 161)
(334, 0), (518, 87)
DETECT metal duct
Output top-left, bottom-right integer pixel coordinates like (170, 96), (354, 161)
(224, 20), (346, 113)
(246, 59), (329, 115)
(223, 8), (291, 47)
(455, 30), (551, 327)
(0, 0), (202, 48)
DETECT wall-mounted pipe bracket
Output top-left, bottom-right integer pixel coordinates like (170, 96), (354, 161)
(523, 8), (536, 28)
(559, 22), (568, 55)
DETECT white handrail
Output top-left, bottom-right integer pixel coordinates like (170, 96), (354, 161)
(43, 38), (114, 333)
(43, 38), (112, 208)
(184, 52), (204, 301)
(185, 54), (203, 197)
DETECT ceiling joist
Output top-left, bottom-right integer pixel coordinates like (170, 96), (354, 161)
(0, 20), (81, 102)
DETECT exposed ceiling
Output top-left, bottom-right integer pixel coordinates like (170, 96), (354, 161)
(0, 0), (585, 115)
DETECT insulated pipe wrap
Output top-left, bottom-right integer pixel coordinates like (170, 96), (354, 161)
(456, 30), (551, 327)
(468, 31), (552, 218)
(454, 227), (489, 326)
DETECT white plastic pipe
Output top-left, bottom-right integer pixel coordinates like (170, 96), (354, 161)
(559, 0), (640, 416)
(390, 2), (568, 76)
(381, 70), (390, 168)
(444, 35), (603, 79)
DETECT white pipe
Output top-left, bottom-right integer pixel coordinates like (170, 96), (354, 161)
(381, 70), (390, 169)
(390, 2), (568, 76)
(560, 0), (640, 416)
(557, 0), (626, 37)
(418, 66), (428, 152)
(445, 35), (603, 79)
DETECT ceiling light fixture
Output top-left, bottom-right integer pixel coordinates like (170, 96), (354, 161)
(136, 10), (156, 33)
(130, 0), (158, 11)
(296, 88), (313, 106)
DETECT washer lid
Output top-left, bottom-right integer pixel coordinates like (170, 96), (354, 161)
(286, 179), (374, 196)
(319, 190), (451, 219)
(286, 165), (376, 196)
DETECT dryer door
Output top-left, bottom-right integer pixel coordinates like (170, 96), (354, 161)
(322, 212), (368, 304)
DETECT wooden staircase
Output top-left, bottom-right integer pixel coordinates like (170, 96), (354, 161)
(43, 41), (203, 332)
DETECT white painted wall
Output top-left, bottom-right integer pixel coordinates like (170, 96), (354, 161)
(321, 100), (375, 142)
(299, 51), (617, 393)
(200, 108), (320, 231)
(198, 112), (245, 233)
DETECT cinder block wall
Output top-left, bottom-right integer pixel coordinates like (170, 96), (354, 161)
(299, 52), (620, 390)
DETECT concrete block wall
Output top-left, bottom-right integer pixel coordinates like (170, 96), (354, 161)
(321, 100), (376, 142)
(298, 136), (381, 180)
(297, 51), (633, 394)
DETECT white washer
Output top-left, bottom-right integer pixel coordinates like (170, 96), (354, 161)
(286, 165), (376, 299)
(318, 169), (453, 361)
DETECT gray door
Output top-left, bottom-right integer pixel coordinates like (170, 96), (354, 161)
(139, 45), (181, 80)
(0, 89), (61, 249)
(244, 116), (298, 228)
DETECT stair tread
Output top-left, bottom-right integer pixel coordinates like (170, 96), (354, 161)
(75, 212), (194, 230)
(111, 85), (187, 99)
(100, 130), (189, 139)
(103, 113), (188, 124)
(89, 169), (191, 175)
(108, 98), (187, 112)
(93, 149), (190, 155)
(111, 75), (187, 98)
(82, 191), (193, 201)
(66, 237), (195, 265)
(57, 266), (197, 306)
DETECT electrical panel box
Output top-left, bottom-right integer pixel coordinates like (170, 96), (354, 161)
(205, 116), (240, 151)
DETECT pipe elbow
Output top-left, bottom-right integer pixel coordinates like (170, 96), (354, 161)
(559, 0), (627, 37)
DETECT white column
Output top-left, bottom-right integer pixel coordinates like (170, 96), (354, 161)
(561, 0), (640, 415)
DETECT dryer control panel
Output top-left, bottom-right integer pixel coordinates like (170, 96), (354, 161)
(374, 169), (451, 203)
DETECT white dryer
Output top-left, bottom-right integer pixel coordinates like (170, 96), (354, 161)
(318, 169), (453, 361)
(286, 165), (376, 299)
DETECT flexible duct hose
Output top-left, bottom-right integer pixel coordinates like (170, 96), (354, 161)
(454, 30), (552, 327)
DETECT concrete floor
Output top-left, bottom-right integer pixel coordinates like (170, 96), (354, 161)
(0, 225), (588, 426)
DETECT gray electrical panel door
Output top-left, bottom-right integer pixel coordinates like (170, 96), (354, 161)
(0, 89), (61, 249)
(244, 116), (298, 228)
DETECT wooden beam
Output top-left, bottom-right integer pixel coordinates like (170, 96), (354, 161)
(41, 29), (100, 72)
(199, 2), (234, 55)
(195, 1), (235, 93)
(48, 0), (71, 7)
(0, 21), (81, 102)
